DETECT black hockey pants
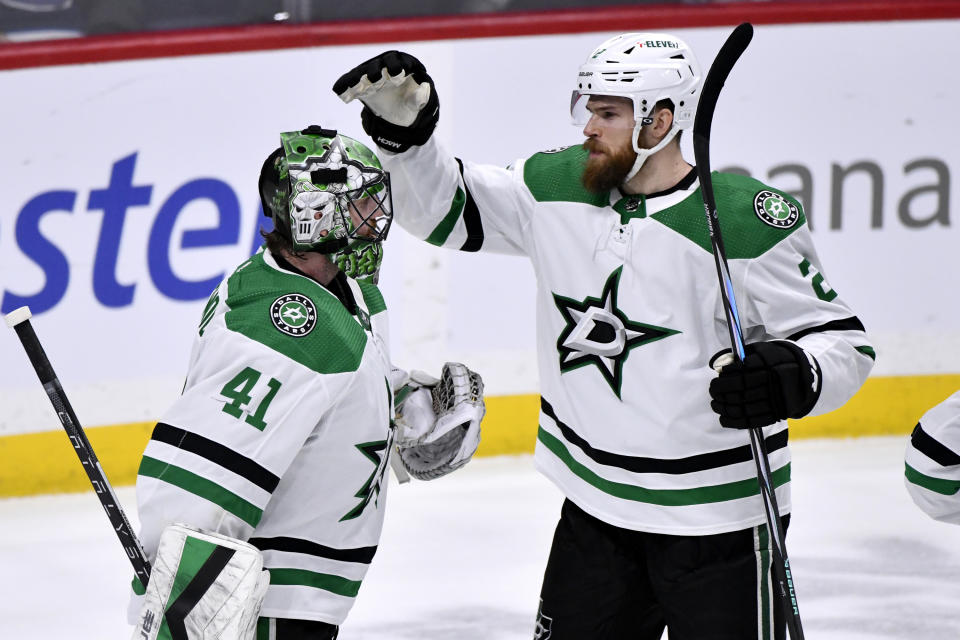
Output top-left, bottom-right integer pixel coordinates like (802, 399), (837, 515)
(256, 617), (338, 639)
(535, 499), (788, 640)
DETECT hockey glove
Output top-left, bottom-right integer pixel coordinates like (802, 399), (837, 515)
(333, 50), (439, 153)
(708, 340), (822, 430)
(394, 362), (485, 480)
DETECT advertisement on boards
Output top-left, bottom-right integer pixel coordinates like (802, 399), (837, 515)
(1, 20), (958, 443)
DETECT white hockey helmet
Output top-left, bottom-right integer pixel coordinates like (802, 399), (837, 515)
(571, 32), (702, 179)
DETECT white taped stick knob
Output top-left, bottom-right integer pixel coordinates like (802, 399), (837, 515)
(4, 306), (32, 328)
(712, 352), (735, 373)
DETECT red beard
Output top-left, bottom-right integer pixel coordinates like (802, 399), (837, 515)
(581, 138), (637, 193)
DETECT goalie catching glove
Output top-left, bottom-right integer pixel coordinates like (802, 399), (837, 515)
(333, 50), (439, 153)
(394, 362), (485, 480)
(709, 340), (822, 430)
(131, 524), (269, 640)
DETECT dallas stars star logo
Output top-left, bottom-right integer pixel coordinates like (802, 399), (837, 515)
(553, 266), (679, 398)
(340, 438), (391, 522)
(340, 382), (395, 522)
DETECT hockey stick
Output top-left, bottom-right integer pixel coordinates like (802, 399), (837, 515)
(5, 306), (151, 588)
(692, 23), (805, 640)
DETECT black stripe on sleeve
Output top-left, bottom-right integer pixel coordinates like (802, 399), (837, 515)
(165, 546), (236, 640)
(151, 422), (280, 493)
(248, 536), (378, 565)
(540, 398), (788, 474)
(455, 157), (484, 252)
(787, 316), (866, 342)
(911, 423), (960, 467)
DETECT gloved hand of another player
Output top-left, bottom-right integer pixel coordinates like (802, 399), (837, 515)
(393, 362), (485, 480)
(333, 50), (439, 153)
(708, 340), (822, 430)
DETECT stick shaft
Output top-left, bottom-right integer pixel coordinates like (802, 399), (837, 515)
(10, 316), (151, 586)
(692, 22), (805, 640)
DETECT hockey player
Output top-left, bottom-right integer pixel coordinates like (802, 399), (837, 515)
(905, 390), (960, 524)
(334, 34), (875, 640)
(128, 125), (485, 640)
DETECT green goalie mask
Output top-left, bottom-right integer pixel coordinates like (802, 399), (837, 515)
(259, 125), (393, 280)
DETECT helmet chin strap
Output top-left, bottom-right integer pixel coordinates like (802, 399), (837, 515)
(623, 123), (681, 184)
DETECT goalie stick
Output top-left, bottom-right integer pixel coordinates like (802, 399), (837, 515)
(692, 22), (806, 639)
(5, 306), (151, 588)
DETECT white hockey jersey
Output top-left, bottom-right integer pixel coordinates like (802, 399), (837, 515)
(134, 248), (394, 625)
(383, 138), (875, 535)
(905, 390), (960, 524)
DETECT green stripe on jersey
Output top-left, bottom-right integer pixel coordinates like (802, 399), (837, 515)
(356, 279), (387, 316)
(757, 524), (772, 640)
(856, 345), (877, 360)
(905, 463), (960, 495)
(425, 186), (466, 246)
(538, 427), (790, 505)
(138, 456), (264, 526)
(268, 567), (362, 597)
(523, 146), (609, 206)
(256, 617), (273, 640)
(651, 172), (806, 259)
(198, 288), (220, 336)
(224, 252), (367, 374)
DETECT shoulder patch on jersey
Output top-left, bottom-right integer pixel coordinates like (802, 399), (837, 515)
(523, 145), (608, 207)
(224, 253), (367, 374)
(651, 172), (806, 259)
(270, 293), (318, 337)
(753, 190), (800, 229)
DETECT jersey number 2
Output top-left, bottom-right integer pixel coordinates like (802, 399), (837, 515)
(220, 367), (282, 431)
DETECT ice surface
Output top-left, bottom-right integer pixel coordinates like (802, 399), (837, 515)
(1, 436), (957, 639)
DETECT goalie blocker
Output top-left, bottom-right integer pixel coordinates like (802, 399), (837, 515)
(393, 362), (485, 480)
(132, 524), (269, 640)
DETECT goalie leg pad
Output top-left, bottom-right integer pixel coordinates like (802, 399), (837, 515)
(132, 524), (270, 640)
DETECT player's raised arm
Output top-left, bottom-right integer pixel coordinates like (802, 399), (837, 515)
(333, 50), (439, 154)
(334, 51), (534, 255)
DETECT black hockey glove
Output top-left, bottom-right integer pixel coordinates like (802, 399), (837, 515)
(333, 50), (439, 153)
(708, 340), (822, 430)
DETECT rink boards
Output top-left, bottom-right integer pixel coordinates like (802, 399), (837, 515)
(2, 4), (959, 495)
